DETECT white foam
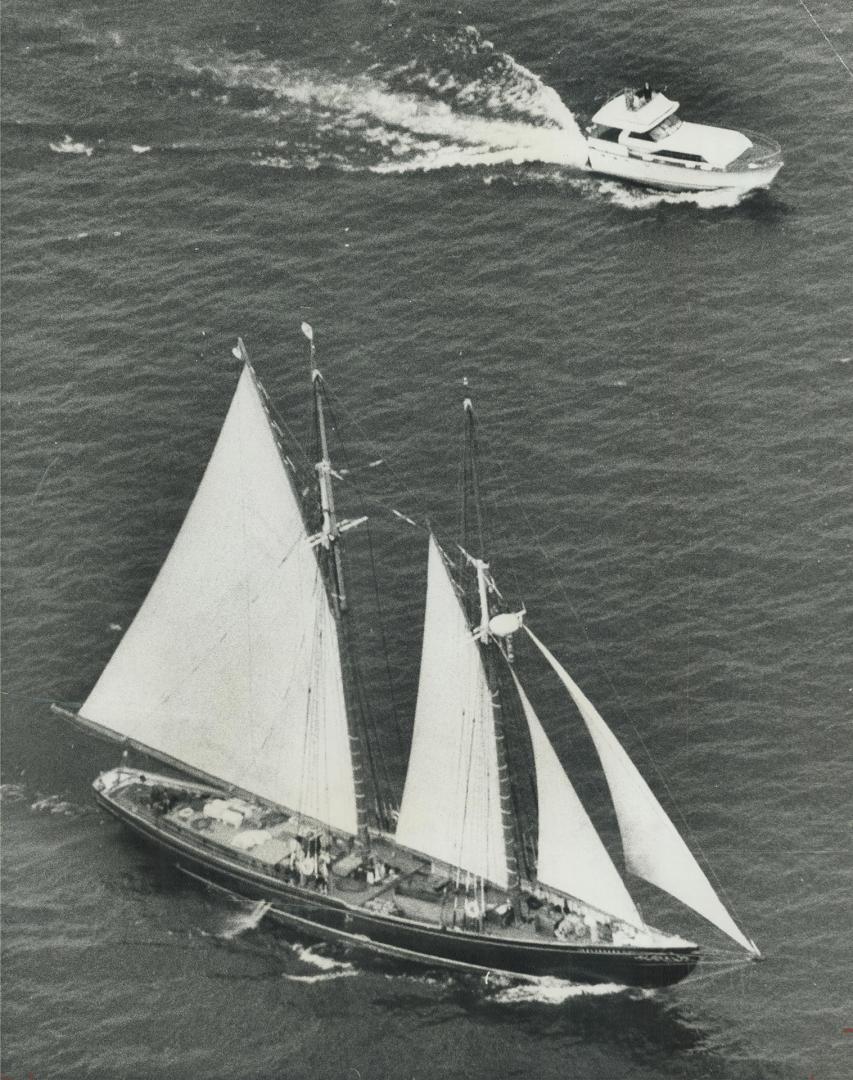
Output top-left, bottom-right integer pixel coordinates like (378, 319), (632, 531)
(218, 900), (270, 939)
(291, 944), (355, 974)
(49, 135), (93, 157)
(0, 783), (28, 803)
(29, 794), (78, 815)
(131, 144), (151, 154)
(490, 977), (639, 1004)
(281, 970), (358, 984)
(594, 178), (749, 211)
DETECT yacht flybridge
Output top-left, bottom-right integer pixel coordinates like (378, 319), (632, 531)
(53, 328), (762, 987)
(585, 86), (783, 192)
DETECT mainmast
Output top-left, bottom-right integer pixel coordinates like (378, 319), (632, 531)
(302, 321), (372, 839)
(459, 381), (524, 894)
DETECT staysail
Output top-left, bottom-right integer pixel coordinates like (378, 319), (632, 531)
(509, 669), (641, 926)
(525, 627), (757, 953)
(395, 536), (509, 888)
(79, 363), (359, 836)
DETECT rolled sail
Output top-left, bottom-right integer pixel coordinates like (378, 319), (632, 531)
(526, 626), (757, 953)
(509, 670), (641, 926)
(79, 364), (359, 836)
(395, 536), (508, 888)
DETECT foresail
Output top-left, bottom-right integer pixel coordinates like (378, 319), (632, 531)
(395, 536), (509, 888)
(509, 670), (641, 926)
(525, 627), (757, 954)
(79, 364), (359, 836)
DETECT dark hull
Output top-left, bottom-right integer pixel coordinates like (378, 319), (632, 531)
(95, 787), (699, 988)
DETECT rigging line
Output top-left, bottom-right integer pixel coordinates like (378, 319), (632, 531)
(360, 517), (408, 768)
(262, 391), (314, 474)
(693, 942), (757, 957)
(464, 429), (743, 915)
(318, 385), (428, 536)
(471, 429), (748, 924)
(350, 655), (397, 829)
(319, 393), (408, 802)
(456, 690), (481, 884)
(319, 392), (408, 768)
(685, 961), (755, 985)
(5, 691), (83, 707)
(237, 394), (257, 762)
(458, 412), (471, 582)
(469, 424), (533, 600)
(319, 384), (424, 508)
(297, 577), (325, 834)
(796, 0), (853, 82)
(529, 531), (753, 933)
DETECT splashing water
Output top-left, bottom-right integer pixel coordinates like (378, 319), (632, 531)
(291, 944), (355, 972)
(593, 179), (750, 212)
(218, 900), (271, 940)
(281, 969), (359, 984)
(490, 977), (644, 1005)
(1, 783), (80, 816)
(283, 944), (357, 982)
(49, 134), (94, 157)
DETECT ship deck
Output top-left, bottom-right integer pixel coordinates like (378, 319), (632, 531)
(103, 769), (689, 951)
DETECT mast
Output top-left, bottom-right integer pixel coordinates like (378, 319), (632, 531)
(302, 322), (370, 840)
(307, 324), (348, 612)
(460, 383), (522, 894)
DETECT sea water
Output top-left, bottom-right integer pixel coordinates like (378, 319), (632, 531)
(2, 1), (852, 1078)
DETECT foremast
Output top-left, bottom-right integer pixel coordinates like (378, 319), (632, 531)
(302, 323), (372, 841)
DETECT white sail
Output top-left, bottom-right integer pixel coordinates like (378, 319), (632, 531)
(509, 670), (641, 926)
(525, 627), (757, 953)
(79, 364), (359, 836)
(395, 536), (508, 888)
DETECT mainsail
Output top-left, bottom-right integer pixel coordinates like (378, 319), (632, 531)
(395, 536), (509, 888)
(525, 627), (758, 953)
(508, 670), (641, 926)
(79, 363), (359, 836)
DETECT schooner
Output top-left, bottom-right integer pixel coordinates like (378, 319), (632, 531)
(53, 328), (760, 987)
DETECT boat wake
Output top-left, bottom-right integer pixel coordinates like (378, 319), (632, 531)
(592, 179), (751, 212)
(284, 944), (357, 983)
(489, 977), (644, 1005)
(173, 27), (588, 177)
(1, 783), (88, 818)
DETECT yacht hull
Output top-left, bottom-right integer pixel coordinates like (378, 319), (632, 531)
(94, 779), (700, 989)
(585, 143), (782, 193)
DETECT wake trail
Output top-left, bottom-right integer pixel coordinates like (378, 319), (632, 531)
(284, 944), (357, 983)
(175, 32), (590, 177)
(489, 977), (648, 1004)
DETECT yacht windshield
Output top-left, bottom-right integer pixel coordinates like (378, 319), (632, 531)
(650, 114), (682, 141)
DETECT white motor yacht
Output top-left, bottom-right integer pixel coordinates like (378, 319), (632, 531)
(585, 86), (783, 193)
